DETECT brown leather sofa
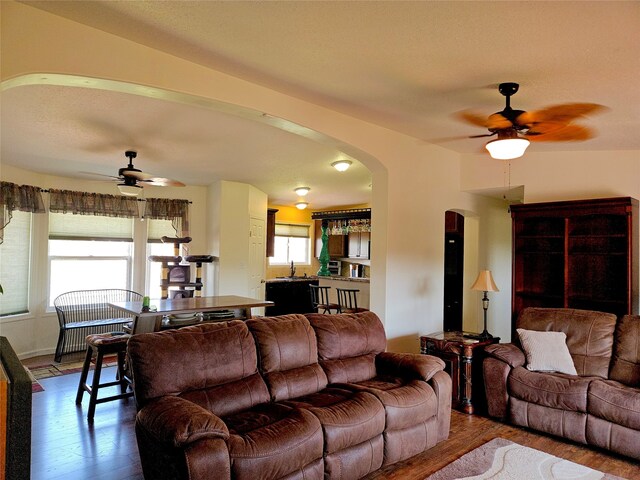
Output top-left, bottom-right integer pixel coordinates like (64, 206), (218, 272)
(128, 312), (451, 480)
(483, 307), (640, 460)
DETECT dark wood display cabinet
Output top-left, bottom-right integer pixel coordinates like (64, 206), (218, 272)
(511, 197), (638, 338)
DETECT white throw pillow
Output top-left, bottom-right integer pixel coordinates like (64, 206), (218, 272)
(516, 328), (578, 375)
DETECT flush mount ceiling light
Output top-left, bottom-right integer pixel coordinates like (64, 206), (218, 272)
(295, 201), (309, 210)
(294, 187), (310, 196)
(331, 160), (352, 172)
(485, 129), (530, 160)
(117, 183), (143, 196)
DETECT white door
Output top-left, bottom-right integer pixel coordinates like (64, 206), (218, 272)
(248, 217), (266, 309)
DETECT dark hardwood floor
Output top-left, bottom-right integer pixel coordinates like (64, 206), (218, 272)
(30, 365), (638, 480)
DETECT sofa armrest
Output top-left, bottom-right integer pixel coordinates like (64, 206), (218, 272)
(137, 396), (229, 448)
(376, 352), (445, 381)
(484, 343), (525, 368)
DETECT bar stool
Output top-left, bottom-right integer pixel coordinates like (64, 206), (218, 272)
(309, 284), (340, 314)
(76, 332), (134, 422)
(336, 288), (369, 314)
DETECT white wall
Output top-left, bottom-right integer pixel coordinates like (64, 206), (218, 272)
(209, 181), (267, 297)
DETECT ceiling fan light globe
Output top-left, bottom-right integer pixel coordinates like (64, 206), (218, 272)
(117, 184), (142, 196)
(485, 137), (530, 160)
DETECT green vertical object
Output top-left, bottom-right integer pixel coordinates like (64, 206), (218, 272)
(317, 219), (331, 276)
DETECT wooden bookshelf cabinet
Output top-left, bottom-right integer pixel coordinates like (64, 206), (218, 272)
(511, 197), (638, 337)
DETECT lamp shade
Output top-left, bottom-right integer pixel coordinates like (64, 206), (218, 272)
(294, 187), (310, 196)
(485, 137), (530, 160)
(471, 270), (499, 292)
(295, 201), (308, 210)
(117, 184), (142, 196)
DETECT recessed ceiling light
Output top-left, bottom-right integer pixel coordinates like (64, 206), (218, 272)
(295, 201), (309, 210)
(294, 187), (310, 196)
(331, 160), (352, 172)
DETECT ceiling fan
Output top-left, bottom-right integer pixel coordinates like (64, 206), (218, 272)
(89, 150), (185, 196)
(457, 83), (606, 159)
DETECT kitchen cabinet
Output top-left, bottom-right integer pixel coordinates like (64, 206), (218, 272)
(265, 279), (318, 316)
(348, 231), (370, 259)
(511, 197), (638, 338)
(266, 208), (278, 257)
(314, 220), (347, 258)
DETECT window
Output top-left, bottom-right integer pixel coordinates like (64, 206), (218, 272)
(146, 219), (179, 299)
(0, 211), (31, 316)
(269, 223), (310, 265)
(48, 213), (134, 304)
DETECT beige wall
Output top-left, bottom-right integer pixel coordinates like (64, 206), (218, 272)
(4, 3), (637, 357)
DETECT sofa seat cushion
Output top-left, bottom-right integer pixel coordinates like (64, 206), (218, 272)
(223, 402), (323, 480)
(339, 377), (438, 431)
(508, 366), (592, 412)
(283, 387), (385, 454)
(588, 379), (640, 431)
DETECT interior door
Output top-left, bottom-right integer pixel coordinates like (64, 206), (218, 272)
(249, 217), (266, 310)
(444, 211), (464, 331)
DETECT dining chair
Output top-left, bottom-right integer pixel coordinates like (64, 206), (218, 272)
(309, 284), (340, 314)
(336, 288), (369, 314)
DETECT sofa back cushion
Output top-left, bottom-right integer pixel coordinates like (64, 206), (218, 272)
(247, 314), (328, 401)
(516, 308), (616, 378)
(128, 320), (270, 413)
(609, 315), (640, 386)
(306, 312), (386, 384)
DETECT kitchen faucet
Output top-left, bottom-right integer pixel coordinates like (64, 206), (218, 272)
(290, 261), (296, 278)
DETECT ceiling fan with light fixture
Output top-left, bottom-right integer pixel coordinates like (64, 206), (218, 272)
(86, 150), (185, 196)
(457, 83), (606, 159)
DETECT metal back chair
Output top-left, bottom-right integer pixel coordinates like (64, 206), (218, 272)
(53, 289), (143, 362)
(336, 288), (369, 314)
(309, 284), (340, 314)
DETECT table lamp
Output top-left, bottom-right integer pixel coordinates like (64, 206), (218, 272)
(470, 270), (499, 340)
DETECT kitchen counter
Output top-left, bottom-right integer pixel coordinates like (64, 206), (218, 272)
(266, 275), (369, 283)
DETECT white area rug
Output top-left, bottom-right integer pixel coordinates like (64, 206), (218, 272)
(426, 438), (626, 480)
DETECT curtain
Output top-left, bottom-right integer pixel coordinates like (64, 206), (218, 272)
(0, 182), (46, 243)
(49, 189), (139, 218)
(144, 198), (190, 237)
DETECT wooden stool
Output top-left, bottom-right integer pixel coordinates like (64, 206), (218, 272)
(336, 288), (369, 314)
(309, 285), (340, 314)
(76, 332), (133, 422)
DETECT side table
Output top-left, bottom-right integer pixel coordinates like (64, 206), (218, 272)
(420, 331), (499, 414)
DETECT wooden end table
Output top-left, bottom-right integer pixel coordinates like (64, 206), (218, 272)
(420, 331), (499, 414)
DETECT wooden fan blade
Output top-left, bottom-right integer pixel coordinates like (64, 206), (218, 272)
(78, 171), (121, 180)
(456, 111), (513, 130)
(456, 111), (490, 128)
(525, 124), (594, 142)
(124, 170), (185, 187)
(517, 103), (606, 126)
(486, 113), (513, 130)
(139, 178), (186, 187)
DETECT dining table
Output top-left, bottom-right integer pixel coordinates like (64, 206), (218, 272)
(109, 295), (274, 334)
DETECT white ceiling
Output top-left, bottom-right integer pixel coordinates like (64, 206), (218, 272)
(3, 1), (639, 207)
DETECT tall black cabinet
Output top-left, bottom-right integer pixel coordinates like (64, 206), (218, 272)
(511, 197), (638, 337)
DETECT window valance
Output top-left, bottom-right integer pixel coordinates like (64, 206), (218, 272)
(49, 189), (139, 218)
(0, 182), (46, 243)
(144, 198), (190, 236)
